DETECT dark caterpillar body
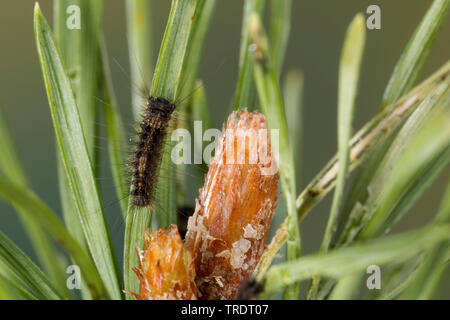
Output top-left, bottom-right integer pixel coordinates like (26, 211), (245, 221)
(131, 96), (176, 207)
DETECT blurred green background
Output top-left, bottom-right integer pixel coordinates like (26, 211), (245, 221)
(0, 1), (448, 298)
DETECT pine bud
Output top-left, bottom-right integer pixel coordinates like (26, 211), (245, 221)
(126, 225), (197, 300)
(185, 110), (279, 299)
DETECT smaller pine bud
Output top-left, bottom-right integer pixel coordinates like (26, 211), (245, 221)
(125, 225), (197, 300)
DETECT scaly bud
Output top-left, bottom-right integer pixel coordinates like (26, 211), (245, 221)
(185, 110), (279, 299)
(126, 225), (197, 300)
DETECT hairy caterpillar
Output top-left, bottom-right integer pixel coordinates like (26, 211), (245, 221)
(130, 96), (176, 208)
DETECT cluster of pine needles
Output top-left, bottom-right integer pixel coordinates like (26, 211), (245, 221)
(0, 0), (449, 300)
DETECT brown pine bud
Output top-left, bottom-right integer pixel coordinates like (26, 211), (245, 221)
(185, 110), (279, 300)
(125, 225), (197, 300)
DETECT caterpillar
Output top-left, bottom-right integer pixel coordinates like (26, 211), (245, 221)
(130, 96), (176, 207)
